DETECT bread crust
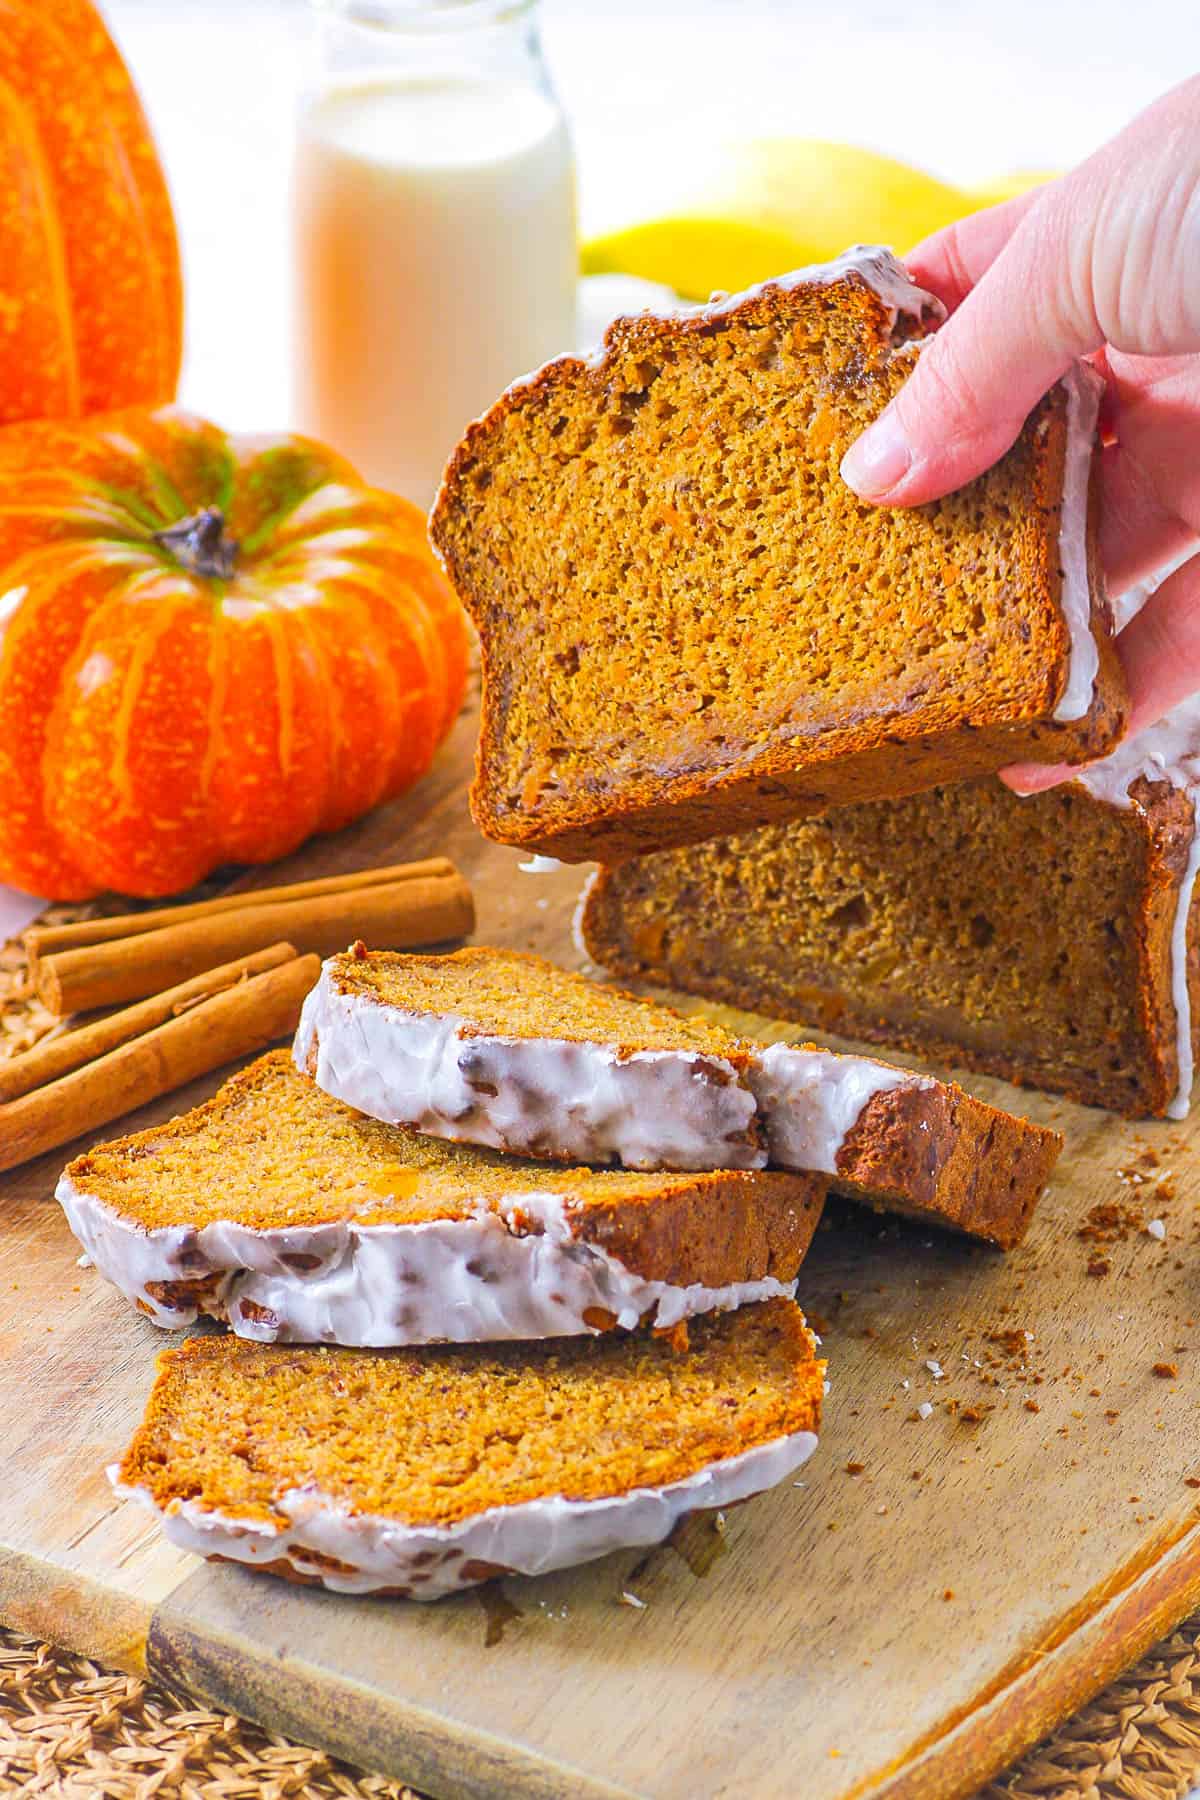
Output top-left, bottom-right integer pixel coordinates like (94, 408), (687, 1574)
(833, 1081), (1060, 1248)
(433, 271), (1127, 863)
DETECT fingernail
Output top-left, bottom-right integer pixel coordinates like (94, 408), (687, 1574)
(840, 413), (912, 500)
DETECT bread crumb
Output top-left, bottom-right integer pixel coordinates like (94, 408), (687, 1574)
(1153, 1361), (1179, 1378)
(1025, 1399), (1040, 1413)
(845, 1461), (865, 1475)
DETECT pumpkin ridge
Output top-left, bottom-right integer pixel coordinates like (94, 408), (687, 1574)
(202, 607), (230, 829)
(108, 577), (197, 815)
(1, 4), (161, 416)
(286, 588), (343, 834)
(0, 549), (133, 896)
(52, 0), (183, 401)
(139, 455), (191, 529)
(261, 601), (300, 791)
(0, 73), (80, 417)
(105, 132), (175, 400)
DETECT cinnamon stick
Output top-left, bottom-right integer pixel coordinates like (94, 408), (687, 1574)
(0, 953), (320, 1175)
(33, 871), (475, 1017)
(24, 858), (457, 958)
(0, 943), (296, 1105)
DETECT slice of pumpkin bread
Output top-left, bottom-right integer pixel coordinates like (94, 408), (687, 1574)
(111, 1298), (823, 1598)
(430, 245), (1125, 862)
(295, 943), (768, 1171)
(58, 1051), (821, 1345)
(297, 946), (1061, 1246)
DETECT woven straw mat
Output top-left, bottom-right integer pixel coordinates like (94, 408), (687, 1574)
(3, 907), (1200, 1800)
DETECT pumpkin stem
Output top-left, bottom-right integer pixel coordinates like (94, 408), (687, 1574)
(154, 507), (238, 580)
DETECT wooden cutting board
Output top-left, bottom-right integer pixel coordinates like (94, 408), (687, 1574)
(2, 692), (1199, 1800)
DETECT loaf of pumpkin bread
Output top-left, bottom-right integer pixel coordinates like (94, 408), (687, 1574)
(580, 723), (1200, 1120)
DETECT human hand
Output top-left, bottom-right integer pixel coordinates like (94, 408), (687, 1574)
(839, 76), (1200, 790)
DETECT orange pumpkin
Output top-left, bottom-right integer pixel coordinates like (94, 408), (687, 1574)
(0, 408), (470, 899)
(0, 0), (183, 423)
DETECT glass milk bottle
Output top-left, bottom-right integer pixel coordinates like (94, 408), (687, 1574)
(292, 0), (577, 509)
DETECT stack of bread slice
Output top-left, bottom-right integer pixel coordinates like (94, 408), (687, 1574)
(69, 945), (1059, 1600)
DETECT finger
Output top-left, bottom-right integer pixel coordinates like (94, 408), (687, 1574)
(1097, 440), (1200, 597)
(906, 184), (1050, 314)
(1109, 551), (1200, 736)
(999, 758), (1077, 796)
(841, 184), (1104, 506)
(1095, 351), (1200, 592)
(1003, 552), (1200, 792)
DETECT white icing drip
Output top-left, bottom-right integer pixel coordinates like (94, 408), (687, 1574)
(518, 854), (564, 873)
(294, 967), (764, 1172)
(1052, 360), (1105, 722)
(748, 1043), (923, 1173)
(696, 244), (945, 331)
(57, 1174), (793, 1345)
(1076, 692), (1200, 1117)
(571, 869), (601, 961)
(109, 1427), (819, 1599)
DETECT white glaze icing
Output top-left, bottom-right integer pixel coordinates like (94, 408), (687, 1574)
(1052, 360), (1105, 722)
(748, 1043), (924, 1173)
(502, 245), (942, 400)
(1076, 691), (1200, 1117)
(294, 966), (764, 1172)
(571, 869), (601, 961)
(518, 854), (564, 873)
(57, 1174), (793, 1344)
(696, 244), (945, 333)
(109, 1426), (819, 1599)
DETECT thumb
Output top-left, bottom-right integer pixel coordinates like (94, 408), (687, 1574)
(841, 189), (1103, 505)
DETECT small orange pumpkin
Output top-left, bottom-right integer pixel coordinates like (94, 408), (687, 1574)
(0, 408), (470, 899)
(0, 0), (183, 423)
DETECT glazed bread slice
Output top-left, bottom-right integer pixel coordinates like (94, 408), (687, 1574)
(58, 1051), (822, 1345)
(295, 943), (768, 1172)
(297, 946), (1062, 1246)
(111, 1298), (823, 1598)
(431, 245), (1125, 862)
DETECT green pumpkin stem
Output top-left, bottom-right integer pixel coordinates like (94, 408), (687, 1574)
(154, 507), (238, 580)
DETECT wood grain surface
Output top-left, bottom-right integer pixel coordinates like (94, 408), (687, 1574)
(2, 690), (1199, 1800)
